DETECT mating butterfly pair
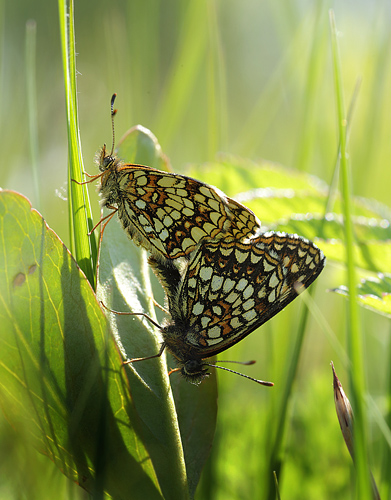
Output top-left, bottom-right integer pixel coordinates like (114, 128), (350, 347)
(90, 94), (325, 384)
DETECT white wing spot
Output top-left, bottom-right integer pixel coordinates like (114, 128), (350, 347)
(223, 278), (236, 294)
(182, 238), (195, 251)
(192, 302), (204, 315)
(243, 298), (255, 311)
(163, 215), (173, 227)
(200, 266), (213, 281)
(201, 316), (211, 328)
(182, 207), (194, 217)
(211, 275), (224, 291)
(225, 291), (239, 303)
(243, 284), (254, 300)
(207, 337), (223, 346)
(236, 277), (248, 291)
(191, 226), (207, 241)
(212, 305), (222, 316)
(269, 272), (280, 289)
(171, 210), (182, 220)
(235, 249), (247, 263)
(159, 229), (169, 241)
(207, 325), (222, 339)
(290, 263), (299, 273)
(243, 309), (257, 321)
(188, 277), (197, 289)
(154, 219), (164, 232)
(263, 260), (275, 272)
(268, 290), (276, 302)
(230, 317), (242, 329)
(135, 199), (146, 209)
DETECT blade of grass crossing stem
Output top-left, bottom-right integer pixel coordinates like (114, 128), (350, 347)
(329, 10), (371, 498)
(265, 295), (312, 500)
(25, 21), (41, 212)
(206, 0), (228, 159)
(58, 0), (97, 287)
(153, 0), (208, 148)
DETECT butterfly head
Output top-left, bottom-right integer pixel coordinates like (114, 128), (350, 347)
(97, 144), (118, 172)
(175, 358), (210, 385)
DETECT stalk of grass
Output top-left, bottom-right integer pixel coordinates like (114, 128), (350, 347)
(380, 331), (391, 499)
(58, 0), (97, 288)
(329, 10), (372, 498)
(153, 0), (208, 150)
(293, 1), (328, 173)
(206, 0), (228, 158)
(25, 20), (41, 212)
(265, 293), (313, 500)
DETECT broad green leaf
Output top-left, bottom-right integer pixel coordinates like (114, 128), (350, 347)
(186, 157), (325, 195)
(186, 157), (390, 223)
(332, 274), (391, 318)
(97, 214), (189, 500)
(169, 368), (217, 499)
(117, 125), (171, 172)
(97, 128), (218, 500)
(0, 190), (162, 499)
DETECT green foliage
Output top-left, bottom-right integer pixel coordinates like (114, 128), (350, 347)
(333, 274), (391, 318)
(0, 190), (162, 498)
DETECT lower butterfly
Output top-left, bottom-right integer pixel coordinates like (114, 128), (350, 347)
(84, 94), (262, 261)
(123, 231), (325, 384)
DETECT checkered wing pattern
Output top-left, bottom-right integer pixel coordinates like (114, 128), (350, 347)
(98, 147), (261, 260)
(168, 232), (325, 358)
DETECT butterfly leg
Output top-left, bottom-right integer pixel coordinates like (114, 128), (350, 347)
(88, 206), (118, 236)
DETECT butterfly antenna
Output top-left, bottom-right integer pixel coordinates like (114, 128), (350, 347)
(217, 359), (256, 366)
(206, 363), (274, 387)
(110, 93), (117, 156)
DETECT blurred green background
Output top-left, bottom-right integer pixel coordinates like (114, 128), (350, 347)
(1, 0), (391, 498)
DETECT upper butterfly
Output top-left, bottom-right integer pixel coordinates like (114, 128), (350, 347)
(92, 94), (262, 261)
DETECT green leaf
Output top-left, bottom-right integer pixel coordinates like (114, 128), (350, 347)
(186, 157), (324, 196)
(187, 157), (390, 222)
(97, 212), (189, 500)
(169, 367), (217, 498)
(332, 274), (391, 318)
(0, 190), (162, 499)
(117, 125), (171, 172)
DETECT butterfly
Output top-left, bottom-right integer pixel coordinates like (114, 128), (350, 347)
(125, 231), (325, 384)
(88, 94), (262, 262)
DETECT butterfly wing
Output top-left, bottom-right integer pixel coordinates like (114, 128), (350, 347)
(177, 233), (325, 358)
(102, 159), (261, 260)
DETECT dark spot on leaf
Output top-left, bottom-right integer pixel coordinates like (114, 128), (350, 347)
(13, 272), (26, 287)
(28, 264), (37, 275)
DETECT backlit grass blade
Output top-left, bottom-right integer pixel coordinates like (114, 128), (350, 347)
(329, 10), (371, 498)
(58, 0), (97, 287)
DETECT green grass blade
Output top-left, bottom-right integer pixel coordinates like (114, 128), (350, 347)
(153, 1), (208, 149)
(58, 0), (97, 287)
(25, 20), (41, 212)
(329, 10), (371, 498)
